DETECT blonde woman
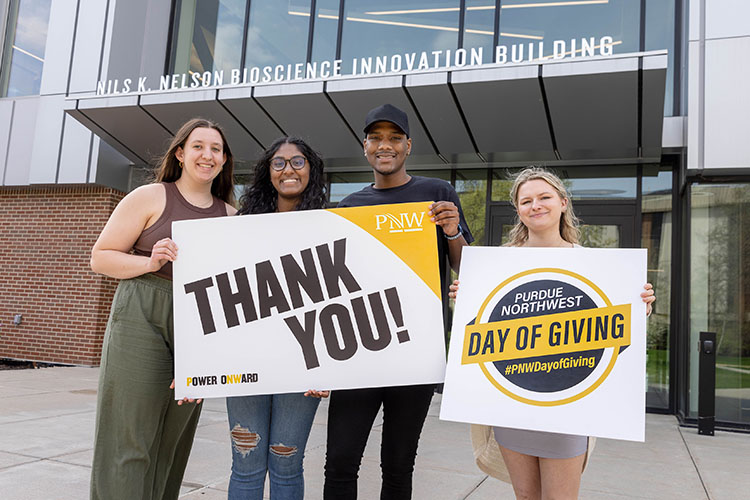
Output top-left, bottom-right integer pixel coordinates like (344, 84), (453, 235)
(450, 167), (654, 500)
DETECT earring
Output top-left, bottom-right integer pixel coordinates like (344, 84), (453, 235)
(179, 161), (183, 168)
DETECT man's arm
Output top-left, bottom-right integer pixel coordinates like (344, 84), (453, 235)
(428, 201), (469, 273)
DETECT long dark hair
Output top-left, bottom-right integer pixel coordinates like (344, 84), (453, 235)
(238, 137), (327, 214)
(154, 117), (235, 204)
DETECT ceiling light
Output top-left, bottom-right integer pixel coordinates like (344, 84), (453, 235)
(289, 10), (339, 20)
(12, 45), (44, 63)
(365, 1), (607, 16)
(346, 16), (459, 32)
(502, 0), (609, 8)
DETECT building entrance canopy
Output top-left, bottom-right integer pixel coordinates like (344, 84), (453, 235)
(65, 51), (666, 169)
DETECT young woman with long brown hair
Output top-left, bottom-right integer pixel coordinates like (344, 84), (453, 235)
(89, 118), (236, 500)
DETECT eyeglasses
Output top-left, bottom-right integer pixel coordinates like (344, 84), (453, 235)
(270, 155), (307, 171)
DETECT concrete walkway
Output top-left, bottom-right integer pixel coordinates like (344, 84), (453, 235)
(1, 367), (748, 499)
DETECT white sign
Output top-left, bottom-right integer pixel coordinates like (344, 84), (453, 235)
(440, 247), (647, 442)
(172, 202), (446, 399)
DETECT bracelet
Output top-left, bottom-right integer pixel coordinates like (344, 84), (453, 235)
(445, 224), (463, 241)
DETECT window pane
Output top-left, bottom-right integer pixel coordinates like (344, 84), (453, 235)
(310, 0), (340, 65)
(1, 0), (52, 97)
(455, 169), (487, 245)
(171, 0), (247, 76)
(642, 167), (672, 409)
(463, 0), (495, 63)
(244, 1), (311, 70)
(491, 166), (637, 202)
(329, 171), (373, 204)
(645, 0), (676, 116)
(690, 183), (750, 424)
(579, 224), (619, 248)
(497, 0), (639, 60)
(340, 0), (460, 74)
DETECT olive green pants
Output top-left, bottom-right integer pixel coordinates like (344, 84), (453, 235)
(91, 274), (201, 500)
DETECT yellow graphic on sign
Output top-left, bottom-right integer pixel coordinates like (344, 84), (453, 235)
(461, 304), (631, 364)
(473, 267), (627, 407)
(331, 202), (441, 298)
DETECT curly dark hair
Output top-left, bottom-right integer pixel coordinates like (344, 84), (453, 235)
(238, 137), (327, 214)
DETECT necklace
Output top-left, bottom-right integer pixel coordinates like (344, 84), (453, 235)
(176, 184), (213, 208)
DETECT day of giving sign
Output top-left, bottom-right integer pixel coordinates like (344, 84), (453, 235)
(440, 247), (647, 442)
(171, 202), (446, 400)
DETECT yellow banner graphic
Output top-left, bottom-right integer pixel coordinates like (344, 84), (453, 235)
(461, 304), (631, 364)
(331, 202), (441, 298)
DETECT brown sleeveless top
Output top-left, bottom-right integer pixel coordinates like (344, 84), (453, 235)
(133, 182), (228, 280)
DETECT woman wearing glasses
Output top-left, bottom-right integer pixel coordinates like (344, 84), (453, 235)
(226, 137), (328, 500)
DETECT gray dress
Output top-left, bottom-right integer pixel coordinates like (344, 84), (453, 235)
(493, 426), (588, 459)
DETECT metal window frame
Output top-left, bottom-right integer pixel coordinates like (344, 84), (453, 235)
(0, 0), (20, 96)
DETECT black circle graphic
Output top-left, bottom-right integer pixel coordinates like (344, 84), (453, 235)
(488, 279), (603, 392)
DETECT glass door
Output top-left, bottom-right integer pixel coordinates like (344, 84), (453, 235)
(488, 201), (636, 248)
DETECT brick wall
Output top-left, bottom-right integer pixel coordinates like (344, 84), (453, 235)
(0, 185), (125, 365)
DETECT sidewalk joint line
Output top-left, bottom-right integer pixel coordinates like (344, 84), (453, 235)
(461, 475), (488, 499)
(678, 425), (712, 500)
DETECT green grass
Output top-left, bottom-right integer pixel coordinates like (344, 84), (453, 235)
(717, 355), (750, 369)
(647, 349), (669, 386)
(715, 367), (750, 389)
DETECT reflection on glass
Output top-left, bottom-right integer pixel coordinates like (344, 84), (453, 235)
(172, 0), (247, 76)
(244, 1), (311, 69)
(579, 224), (619, 248)
(329, 169), (453, 204)
(310, 0), (340, 64)
(690, 183), (750, 424)
(455, 170), (487, 245)
(463, 0), (495, 63)
(642, 167), (672, 409)
(492, 166), (637, 201)
(340, 0), (460, 74)
(645, 0), (676, 116)
(497, 0), (639, 61)
(0, 0), (52, 97)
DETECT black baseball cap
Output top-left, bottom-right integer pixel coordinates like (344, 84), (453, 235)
(363, 103), (410, 137)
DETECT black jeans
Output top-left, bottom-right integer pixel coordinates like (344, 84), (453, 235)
(323, 384), (435, 500)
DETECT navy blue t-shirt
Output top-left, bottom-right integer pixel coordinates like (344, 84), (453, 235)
(338, 175), (474, 330)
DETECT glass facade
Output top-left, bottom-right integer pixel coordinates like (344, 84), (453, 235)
(244, 1), (311, 70)
(463, 0), (495, 64)
(642, 166), (673, 409)
(0, 0), (52, 97)
(455, 169), (487, 245)
(645, 0), (677, 115)
(310, 0), (340, 65)
(339, 0), (460, 74)
(166, 0), (681, 117)
(171, 0), (246, 76)
(690, 183), (750, 425)
(497, 0), (639, 59)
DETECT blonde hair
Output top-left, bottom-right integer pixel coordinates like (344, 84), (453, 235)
(507, 166), (580, 247)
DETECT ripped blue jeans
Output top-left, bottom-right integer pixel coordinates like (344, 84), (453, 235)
(226, 393), (320, 500)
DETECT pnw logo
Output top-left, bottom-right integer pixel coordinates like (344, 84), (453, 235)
(461, 268), (632, 406)
(375, 212), (425, 233)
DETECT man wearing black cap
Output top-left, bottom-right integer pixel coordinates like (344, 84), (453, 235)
(323, 103), (473, 499)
